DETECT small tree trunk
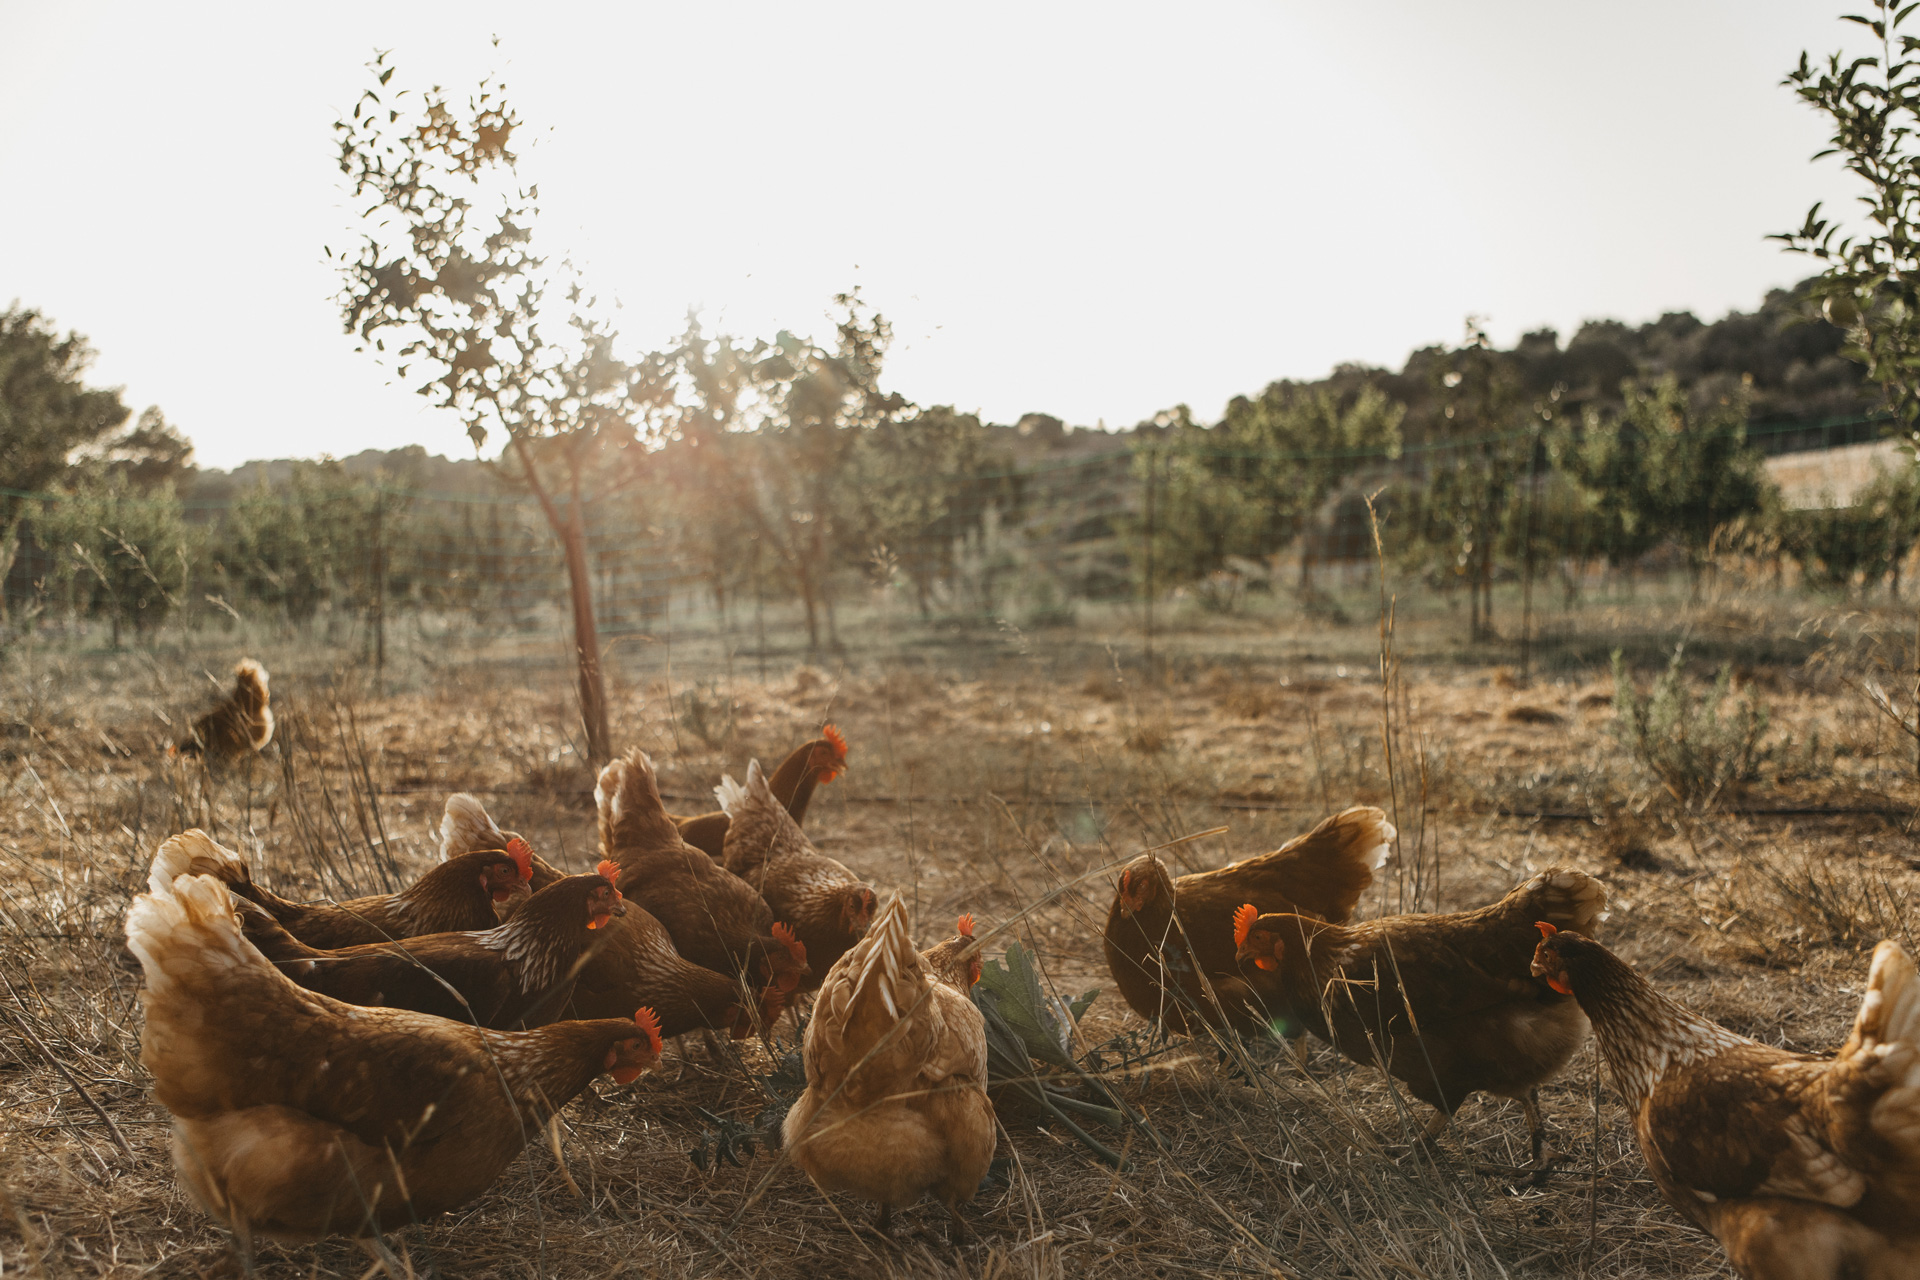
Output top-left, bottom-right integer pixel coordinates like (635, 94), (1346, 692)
(0, 525), (17, 629)
(508, 434), (612, 768)
(559, 516), (612, 767)
(1468, 561), (1481, 642)
(797, 560), (820, 651)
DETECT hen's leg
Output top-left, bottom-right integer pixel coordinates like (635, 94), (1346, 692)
(945, 1202), (973, 1245)
(873, 1202), (893, 1235)
(1419, 1107), (1451, 1144)
(228, 1209), (256, 1278)
(1521, 1087), (1554, 1183)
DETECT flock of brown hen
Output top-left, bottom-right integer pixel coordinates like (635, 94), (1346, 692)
(129, 659), (1920, 1276)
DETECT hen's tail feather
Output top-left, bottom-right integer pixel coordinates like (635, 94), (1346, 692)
(715, 759), (803, 871)
(1843, 941), (1920, 1159)
(1851, 941), (1920, 1073)
(126, 871), (267, 1002)
(821, 897), (932, 1077)
(148, 830), (251, 899)
(1511, 868), (1608, 936)
(441, 793), (507, 862)
(232, 658), (269, 710)
(595, 750), (681, 855)
(1252, 805), (1396, 924)
(1333, 806), (1396, 874)
(716, 757), (778, 817)
(846, 897), (918, 1020)
(232, 659), (273, 749)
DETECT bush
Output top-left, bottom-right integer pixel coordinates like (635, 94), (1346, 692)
(37, 472), (190, 644)
(1611, 645), (1770, 809)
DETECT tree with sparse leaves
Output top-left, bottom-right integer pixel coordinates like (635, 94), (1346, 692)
(1777, 1), (1920, 444)
(726, 293), (907, 651)
(1139, 383), (1404, 590)
(1394, 323), (1535, 641)
(334, 54), (670, 764)
(850, 405), (1019, 616)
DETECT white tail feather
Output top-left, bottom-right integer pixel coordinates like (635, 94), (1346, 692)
(1356, 812), (1395, 872)
(125, 872), (259, 997)
(845, 896), (917, 1022)
(714, 770), (752, 816)
(1859, 941), (1920, 1067)
(148, 830), (245, 898)
(440, 793), (505, 862)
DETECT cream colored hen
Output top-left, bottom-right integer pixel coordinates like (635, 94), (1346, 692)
(783, 896), (995, 1237)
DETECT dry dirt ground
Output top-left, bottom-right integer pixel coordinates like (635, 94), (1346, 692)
(3, 631), (1917, 1279)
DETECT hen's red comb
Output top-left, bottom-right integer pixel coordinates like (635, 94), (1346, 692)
(808, 724), (847, 782)
(1233, 903), (1259, 949)
(772, 921), (808, 965)
(1535, 920), (1558, 939)
(956, 913), (975, 939)
(633, 1007), (662, 1055)
(596, 860), (623, 896)
(506, 837), (533, 881)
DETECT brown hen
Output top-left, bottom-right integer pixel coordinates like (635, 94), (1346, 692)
(437, 791), (760, 1037)
(170, 659), (273, 761)
(1103, 806), (1393, 1034)
(226, 844), (625, 1030)
(597, 748), (808, 1008)
(717, 756), (878, 984)
(1533, 928), (1920, 1278)
(784, 896), (994, 1237)
(130, 867), (659, 1256)
(1235, 867), (1606, 1166)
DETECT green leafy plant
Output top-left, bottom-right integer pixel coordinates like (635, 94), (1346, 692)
(1776, 0), (1920, 444)
(973, 940), (1156, 1167)
(1611, 646), (1772, 809)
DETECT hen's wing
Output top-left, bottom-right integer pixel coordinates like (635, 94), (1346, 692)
(1646, 1045), (1866, 1208)
(1364, 869), (1608, 1020)
(241, 910), (514, 1028)
(1648, 942), (1920, 1216)
(567, 906), (745, 1037)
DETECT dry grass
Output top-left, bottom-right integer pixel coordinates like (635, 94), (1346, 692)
(4, 601), (1919, 1278)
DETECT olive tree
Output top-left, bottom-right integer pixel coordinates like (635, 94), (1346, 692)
(334, 55), (669, 765)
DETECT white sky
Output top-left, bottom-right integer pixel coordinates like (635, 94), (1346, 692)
(0, 1), (1870, 471)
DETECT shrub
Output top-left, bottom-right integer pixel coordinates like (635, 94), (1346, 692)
(1611, 645), (1770, 809)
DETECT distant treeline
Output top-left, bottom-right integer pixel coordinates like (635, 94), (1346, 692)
(3, 279), (1913, 647)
